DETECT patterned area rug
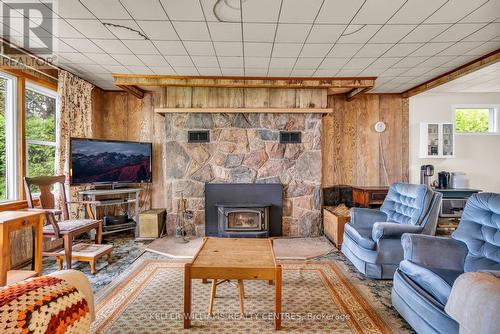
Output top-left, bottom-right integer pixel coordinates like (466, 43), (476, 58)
(92, 259), (394, 334)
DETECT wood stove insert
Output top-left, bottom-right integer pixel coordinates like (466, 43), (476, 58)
(217, 204), (270, 238)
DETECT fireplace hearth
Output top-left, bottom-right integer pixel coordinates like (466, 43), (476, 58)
(205, 183), (283, 237)
(217, 204), (270, 238)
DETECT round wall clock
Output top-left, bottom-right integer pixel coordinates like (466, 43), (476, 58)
(374, 121), (386, 133)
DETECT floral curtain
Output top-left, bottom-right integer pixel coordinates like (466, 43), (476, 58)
(56, 70), (94, 215)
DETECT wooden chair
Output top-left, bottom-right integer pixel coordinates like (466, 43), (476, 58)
(24, 176), (103, 270)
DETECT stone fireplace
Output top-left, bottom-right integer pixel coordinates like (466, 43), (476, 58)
(163, 112), (322, 237)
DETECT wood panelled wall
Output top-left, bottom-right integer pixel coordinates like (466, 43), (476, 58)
(322, 94), (409, 187)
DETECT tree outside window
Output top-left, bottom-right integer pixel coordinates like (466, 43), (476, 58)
(455, 108), (495, 133)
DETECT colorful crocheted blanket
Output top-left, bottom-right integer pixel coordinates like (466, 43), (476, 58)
(0, 276), (91, 333)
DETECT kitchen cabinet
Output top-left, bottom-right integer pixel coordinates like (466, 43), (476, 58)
(420, 123), (454, 158)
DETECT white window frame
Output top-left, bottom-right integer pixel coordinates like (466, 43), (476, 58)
(25, 82), (58, 176)
(452, 104), (499, 135)
(0, 72), (18, 201)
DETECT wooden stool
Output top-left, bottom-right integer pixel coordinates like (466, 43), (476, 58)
(56, 243), (113, 274)
(208, 279), (245, 315)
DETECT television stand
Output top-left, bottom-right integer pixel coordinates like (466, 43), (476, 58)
(78, 188), (142, 238)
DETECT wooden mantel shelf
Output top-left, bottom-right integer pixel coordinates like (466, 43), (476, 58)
(155, 107), (332, 114)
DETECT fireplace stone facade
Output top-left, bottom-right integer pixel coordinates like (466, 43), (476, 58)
(164, 112), (322, 237)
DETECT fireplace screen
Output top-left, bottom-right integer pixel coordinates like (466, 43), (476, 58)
(227, 210), (261, 231)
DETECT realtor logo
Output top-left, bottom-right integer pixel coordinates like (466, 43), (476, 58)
(2, 1), (54, 55)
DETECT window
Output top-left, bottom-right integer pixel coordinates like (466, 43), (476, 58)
(454, 107), (497, 134)
(25, 84), (57, 178)
(0, 73), (18, 201)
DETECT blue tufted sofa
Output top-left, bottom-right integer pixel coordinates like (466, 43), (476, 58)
(341, 183), (442, 279)
(392, 192), (500, 334)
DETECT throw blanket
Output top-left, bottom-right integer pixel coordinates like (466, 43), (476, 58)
(0, 275), (91, 333)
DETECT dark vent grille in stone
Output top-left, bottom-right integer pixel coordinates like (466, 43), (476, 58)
(280, 131), (301, 144)
(188, 130), (209, 143)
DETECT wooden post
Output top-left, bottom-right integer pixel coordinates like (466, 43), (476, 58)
(184, 263), (192, 329)
(275, 264), (282, 330)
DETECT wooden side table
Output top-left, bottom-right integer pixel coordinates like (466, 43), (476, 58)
(352, 186), (389, 208)
(0, 211), (44, 286)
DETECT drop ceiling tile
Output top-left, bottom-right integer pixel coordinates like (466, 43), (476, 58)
(343, 57), (377, 69)
(208, 22), (242, 42)
(300, 44), (332, 58)
(337, 69), (362, 76)
(356, 44), (394, 57)
(315, 69), (340, 76)
(150, 66), (177, 75)
(53, 19), (85, 38)
(383, 43), (424, 57)
(120, 0), (168, 20)
(393, 56), (428, 67)
(316, 0), (365, 24)
(307, 25), (345, 43)
(137, 21), (178, 40)
(401, 24), (451, 42)
(112, 54), (144, 66)
(61, 38), (103, 53)
(242, 0), (281, 23)
(294, 57), (323, 69)
(275, 24), (311, 43)
(154, 40), (187, 55)
(359, 68), (386, 76)
(402, 67), (433, 76)
(93, 39), (132, 54)
(78, 0), (131, 20)
(102, 64), (129, 73)
(244, 42), (272, 57)
(319, 57), (350, 69)
(279, 0), (323, 23)
(369, 57), (403, 68)
(437, 41), (482, 55)
(213, 42), (243, 56)
(77, 64), (109, 73)
(327, 43), (363, 57)
(425, 0), (489, 24)
(59, 52), (94, 64)
(379, 67), (410, 77)
(370, 25), (417, 43)
(243, 23), (276, 42)
(159, 0), (204, 21)
(268, 68), (292, 76)
(176, 67), (199, 75)
(122, 40), (159, 54)
(291, 69), (314, 76)
(461, 0), (500, 23)
(128, 65), (154, 74)
(173, 22), (211, 41)
(192, 55), (219, 67)
(272, 43), (303, 57)
(104, 20), (146, 40)
(52, 0), (94, 19)
(222, 68), (245, 76)
(269, 57), (296, 69)
(84, 53), (120, 65)
(184, 41), (215, 55)
(418, 55), (456, 67)
(139, 54), (170, 67)
(57, 40), (77, 53)
(245, 68), (268, 76)
(218, 56), (244, 68)
(198, 68), (222, 76)
(432, 23), (487, 42)
(337, 25), (382, 43)
(245, 57), (270, 68)
(388, 0), (448, 24)
(352, 0), (407, 24)
(164, 55), (194, 67)
(199, 0), (220, 22)
(410, 42), (453, 56)
(464, 41), (500, 55)
(463, 23), (500, 41)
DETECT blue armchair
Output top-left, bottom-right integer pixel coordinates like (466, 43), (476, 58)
(392, 192), (500, 334)
(341, 183), (442, 279)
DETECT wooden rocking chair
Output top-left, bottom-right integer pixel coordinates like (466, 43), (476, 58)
(24, 176), (103, 270)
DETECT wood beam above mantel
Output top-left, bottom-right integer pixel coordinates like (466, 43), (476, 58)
(155, 107), (331, 114)
(113, 74), (376, 90)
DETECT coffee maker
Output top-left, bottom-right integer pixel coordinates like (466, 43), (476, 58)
(420, 165), (434, 186)
(438, 171), (451, 189)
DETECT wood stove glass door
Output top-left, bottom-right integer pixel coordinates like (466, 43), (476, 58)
(225, 209), (262, 231)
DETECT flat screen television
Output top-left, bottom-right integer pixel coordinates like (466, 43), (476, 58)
(70, 138), (152, 185)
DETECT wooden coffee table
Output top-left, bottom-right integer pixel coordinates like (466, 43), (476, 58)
(184, 237), (282, 330)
